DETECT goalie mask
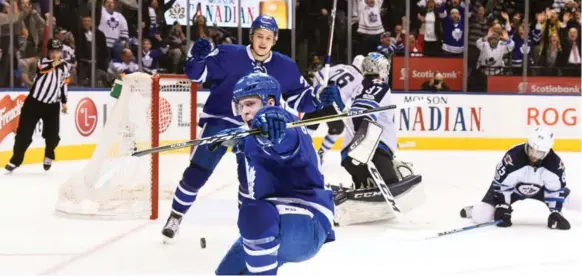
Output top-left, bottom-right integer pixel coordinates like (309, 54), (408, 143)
(232, 72), (281, 116)
(361, 52), (390, 82)
(525, 127), (554, 162)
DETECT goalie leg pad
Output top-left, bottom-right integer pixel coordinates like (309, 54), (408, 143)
(371, 148), (400, 185)
(345, 119), (383, 164)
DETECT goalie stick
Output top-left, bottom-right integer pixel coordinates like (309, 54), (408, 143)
(132, 104), (397, 157)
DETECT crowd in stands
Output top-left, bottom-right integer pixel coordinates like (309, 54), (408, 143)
(1, 0), (580, 91)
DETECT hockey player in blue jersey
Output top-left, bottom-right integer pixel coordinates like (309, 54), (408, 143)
(460, 127), (571, 230)
(162, 15), (343, 240)
(211, 73), (335, 275)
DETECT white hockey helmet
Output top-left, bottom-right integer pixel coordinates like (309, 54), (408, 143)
(361, 52), (390, 81)
(352, 55), (365, 71)
(525, 127), (555, 161)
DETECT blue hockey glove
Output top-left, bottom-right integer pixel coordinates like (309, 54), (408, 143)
(251, 106), (288, 146)
(208, 127), (245, 152)
(316, 84), (345, 111)
(189, 38), (213, 61)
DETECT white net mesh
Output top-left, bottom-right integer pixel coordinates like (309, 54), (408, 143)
(56, 73), (195, 219)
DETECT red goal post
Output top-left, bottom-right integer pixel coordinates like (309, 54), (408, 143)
(150, 74), (198, 219)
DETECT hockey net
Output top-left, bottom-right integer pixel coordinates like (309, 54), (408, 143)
(56, 73), (197, 220)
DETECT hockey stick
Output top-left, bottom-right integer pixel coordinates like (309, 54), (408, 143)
(322, 0), (338, 85)
(425, 220), (503, 240)
(132, 104), (397, 157)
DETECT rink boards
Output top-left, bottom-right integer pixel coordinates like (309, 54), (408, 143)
(0, 89), (580, 165)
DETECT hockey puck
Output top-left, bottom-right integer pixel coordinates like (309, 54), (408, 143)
(200, 237), (206, 248)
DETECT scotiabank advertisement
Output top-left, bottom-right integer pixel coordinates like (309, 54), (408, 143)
(163, 0), (293, 29)
(391, 57), (463, 91)
(487, 76), (581, 94)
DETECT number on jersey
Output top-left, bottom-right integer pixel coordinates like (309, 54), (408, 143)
(329, 69), (355, 88)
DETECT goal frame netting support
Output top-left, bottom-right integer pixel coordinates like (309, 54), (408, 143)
(55, 73), (197, 221)
(150, 74), (197, 219)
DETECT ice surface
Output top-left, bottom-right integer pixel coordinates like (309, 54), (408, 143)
(0, 151), (580, 275)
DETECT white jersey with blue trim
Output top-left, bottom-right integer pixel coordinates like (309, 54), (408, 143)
(493, 144), (567, 211)
(341, 78), (397, 153)
(313, 64), (364, 108)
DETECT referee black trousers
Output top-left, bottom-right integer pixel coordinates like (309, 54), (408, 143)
(9, 96), (61, 167)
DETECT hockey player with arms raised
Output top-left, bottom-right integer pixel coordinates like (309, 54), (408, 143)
(211, 73), (335, 275)
(333, 53), (423, 226)
(460, 127), (571, 230)
(162, 15), (343, 240)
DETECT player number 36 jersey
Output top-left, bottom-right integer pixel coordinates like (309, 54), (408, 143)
(313, 64), (363, 107)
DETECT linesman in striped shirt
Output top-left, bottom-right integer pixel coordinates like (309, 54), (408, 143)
(5, 39), (70, 173)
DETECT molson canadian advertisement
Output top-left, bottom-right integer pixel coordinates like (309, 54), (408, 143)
(0, 90), (580, 165)
(163, 0), (292, 29)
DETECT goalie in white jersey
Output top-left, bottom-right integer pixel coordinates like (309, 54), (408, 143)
(303, 55), (366, 162)
(460, 127), (572, 230)
(332, 52), (425, 226)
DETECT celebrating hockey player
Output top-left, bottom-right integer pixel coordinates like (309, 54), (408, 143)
(460, 127), (571, 230)
(162, 15), (344, 241)
(211, 73), (335, 275)
(333, 52), (423, 226)
(303, 55), (365, 162)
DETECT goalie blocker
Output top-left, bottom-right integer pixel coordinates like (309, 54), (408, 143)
(333, 119), (424, 226)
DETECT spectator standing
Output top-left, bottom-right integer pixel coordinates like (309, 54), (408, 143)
(73, 13), (109, 87)
(418, 0), (443, 56)
(20, 0), (44, 56)
(559, 27), (581, 76)
(98, 0), (129, 59)
(538, 31), (562, 75)
(440, 8), (465, 57)
(355, 0), (386, 54)
(476, 28), (515, 75)
(166, 22), (187, 74)
(0, 0), (22, 87)
(468, 4), (489, 76)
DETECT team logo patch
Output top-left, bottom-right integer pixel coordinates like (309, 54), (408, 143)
(516, 183), (542, 197)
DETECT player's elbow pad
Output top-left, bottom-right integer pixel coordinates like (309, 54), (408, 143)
(271, 129), (300, 160)
(183, 61), (207, 83)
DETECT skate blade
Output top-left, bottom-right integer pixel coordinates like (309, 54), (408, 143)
(162, 232), (179, 245)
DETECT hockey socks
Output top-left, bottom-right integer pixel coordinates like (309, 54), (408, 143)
(319, 134), (340, 157)
(171, 181), (198, 215)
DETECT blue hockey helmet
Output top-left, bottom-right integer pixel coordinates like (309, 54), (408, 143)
(250, 15), (279, 40)
(232, 73), (281, 115)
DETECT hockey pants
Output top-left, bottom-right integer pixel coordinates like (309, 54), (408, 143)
(215, 200), (328, 275)
(9, 96), (61, 167)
